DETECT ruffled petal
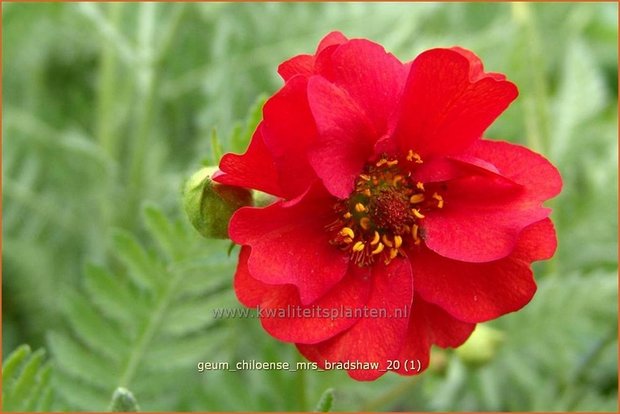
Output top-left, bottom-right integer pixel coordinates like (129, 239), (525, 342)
(297, 258), (413, 380)
(413, 219), (557, 323)
(422, 140), (560, 263)
(260, 264), (372, 344)
(234, 245), (372, 343)
(306, 76), (377, 198)
(214, 124), (284, 197)
(278, 31), (348, 81)
(233, 246), (273, 307)
(278, 54), (314, 81)
(315, 38), (408, 135)
(316, 31), (348, 53)
(262, 76), (319, 199)
(394, 48), (518, 158)
(450, 47), (507, 81)
(392, 296), (475, 375)
(229, 183), (348, 305)
(463, 139), (562, 202)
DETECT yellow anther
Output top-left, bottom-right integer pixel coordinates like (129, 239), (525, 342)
(370, 231), (381, 245)
(411, 224), (419, 241)
(355, 203), (366, 212)
(409, 194), (425, 204)
(340, 227), (355, 239)
(392, 175), (404, 185)
(353, 241), (365, 252)
(389, 248), (399, 259)
(343, 212), (352, 219)
(406, 150), (423, 163)
(360, 217), (371, 230)
(382, 234), (394, 248)
(371, 242), (385, 255)
(343, 237), (353, 244)
(412, 208), (425, 219)
(376, 159), (387, 167)
(359, 174), (371, 181)
(394, 235), (403, 248)
(432, 192), (444, 209)
(362, 189), (372, 197)
(416, 182), (425, 191)
(386, 159), (399, 167)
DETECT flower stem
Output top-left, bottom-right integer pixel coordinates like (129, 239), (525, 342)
(360, 376), (420, 411)
(96, 2), (123, 158)
(125, 4), (186, 226)
(295, 353), (307, 411)
(512, 2), (552, 155)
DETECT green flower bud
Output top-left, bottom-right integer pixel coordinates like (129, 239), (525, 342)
(183, 166), (252, 239)
(428, 348), (449, 375)
(455, 324), (504, 368)
(109, 387), (140, 412)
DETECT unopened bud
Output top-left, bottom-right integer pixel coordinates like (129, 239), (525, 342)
(183, 167), (252, 239)
(455, 324), (504, 368)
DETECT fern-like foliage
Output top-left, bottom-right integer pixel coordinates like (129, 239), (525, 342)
(423, 272), (618, 412)
(48, 204), (238, 411)
(2, 345), (54, 411)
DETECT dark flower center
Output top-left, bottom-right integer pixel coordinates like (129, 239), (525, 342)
(326, 151), (444, 266)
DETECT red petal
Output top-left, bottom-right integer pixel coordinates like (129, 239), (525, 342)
(278, 31), (348, 81)
(306, 76), (377, 198)
(214, 124), (284, 197)
(233, 246), (273, 307)
(297, 258), (413, 381)
(316, 31), (348, 53)
(464, 139), (562, 202)
(316, 39), (408, 135)
(411, 154), (501, 184)
(278, 54), (314, 81)
(260, 264), (372, 344)
(229, 183), (348, 305)
(262, 76), (319, 198)
(450, 47), (507, 81)
(423, 140), (561, 263)
(392, 297), (475, 375)
(394, 48), (518, 158)
(413, 219), (556, 323)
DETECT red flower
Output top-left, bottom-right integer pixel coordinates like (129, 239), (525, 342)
(214, 32), (562, 380)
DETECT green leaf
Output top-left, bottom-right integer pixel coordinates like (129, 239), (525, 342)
(2, 345), (54, 412)
(314, 388), (335, 412)
(49, 204), (237, 411)
(230, 94), (267, 153)
(210, 128), (224, 166)
(112, 229), (166, 291)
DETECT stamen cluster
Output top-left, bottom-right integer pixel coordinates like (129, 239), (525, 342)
(326, 152), (444, 266)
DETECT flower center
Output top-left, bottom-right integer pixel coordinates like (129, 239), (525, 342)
(326, 151), (444, 266)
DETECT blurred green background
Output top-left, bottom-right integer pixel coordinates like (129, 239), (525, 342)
(2, 1), (618, 412)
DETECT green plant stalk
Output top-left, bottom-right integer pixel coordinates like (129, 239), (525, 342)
(295, 353), (307, 411)
(361, 376), (421, 411)
(96, 3), (123, 157)
(126, 4), (186, 225)
(512, 2), (552, 155)
(117, 262), (183, 388)
(565, 324), (617, 410)
(512, 2), (559, 278)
